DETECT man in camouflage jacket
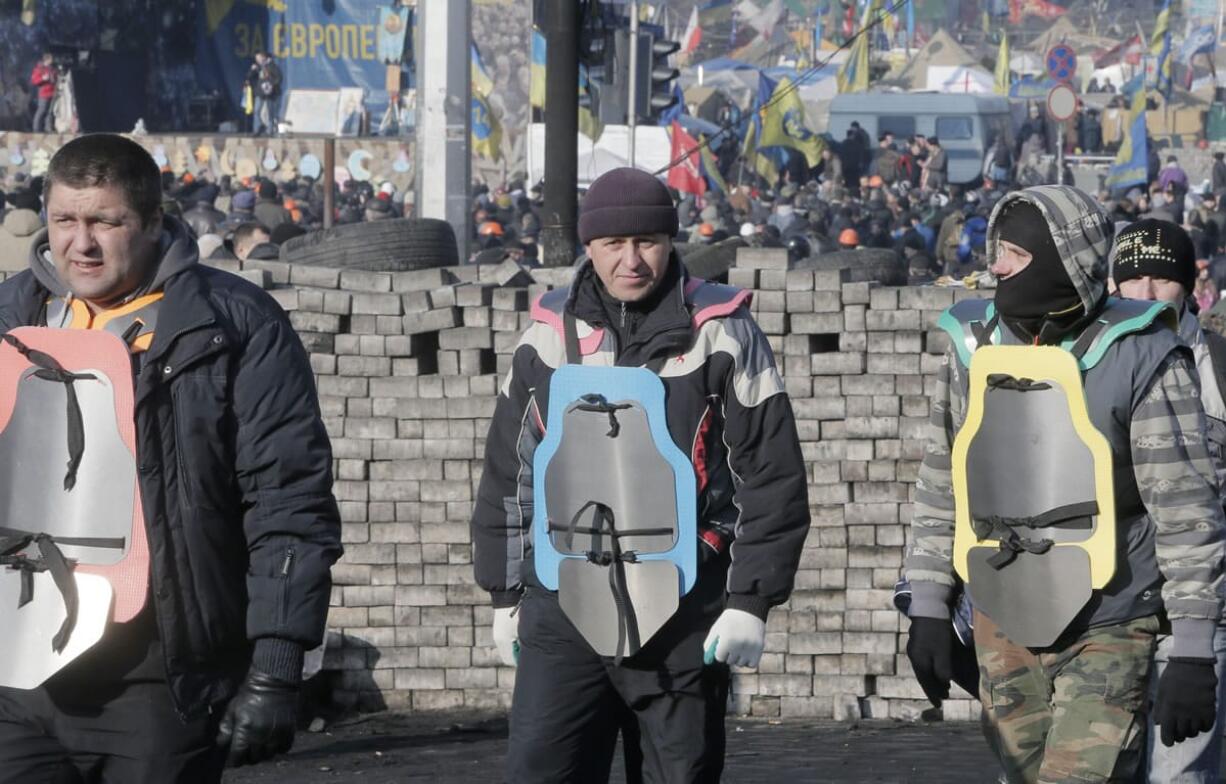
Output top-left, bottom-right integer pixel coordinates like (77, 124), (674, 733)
(904, 185), (1226, 783)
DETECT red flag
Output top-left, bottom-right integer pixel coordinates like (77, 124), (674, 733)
(1094, 34), (1143, 68)
(1011, 0), (1067, 23)
(668, 122), (706, 197)
(682, 7), (702, 55)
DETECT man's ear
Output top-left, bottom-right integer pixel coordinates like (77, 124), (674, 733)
(145, 207), (164, 234)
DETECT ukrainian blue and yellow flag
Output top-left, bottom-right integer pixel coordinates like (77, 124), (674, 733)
(742, 74), (781, 182)
(1150, 0), (1172, 97)
(472, 93), (503, 162)
(700, 140), (728, 194)
(472, 42), (494, 98)
(1106, 87), (1148, 192)
(757, 76), (825, 167)
(531, 30), (547, 109)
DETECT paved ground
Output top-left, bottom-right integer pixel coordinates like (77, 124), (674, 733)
(223, 712), (1007, 783)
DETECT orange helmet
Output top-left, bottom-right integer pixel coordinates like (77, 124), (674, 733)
(838, 228), (860, 247)
(479, 221), (504, 237)
(698, 222), (715, 237)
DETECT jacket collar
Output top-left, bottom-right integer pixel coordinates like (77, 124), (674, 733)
(566, 251), (693, 364)
(567, 251), (691, 330)
(0, 264), (216, 361)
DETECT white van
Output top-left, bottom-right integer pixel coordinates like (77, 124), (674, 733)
(827, 92), (1014, 185)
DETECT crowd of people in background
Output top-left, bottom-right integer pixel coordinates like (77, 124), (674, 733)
(468, 104), (1226, 309)
(0, 104), (1220, 315)
(0, 163), (418, 274)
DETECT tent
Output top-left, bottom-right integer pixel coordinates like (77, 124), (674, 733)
(928, 65), (996, 93)
(1027, 17), (1115, 56)
(884, 29), (992, 92)
(1010, 51), (1045, 75)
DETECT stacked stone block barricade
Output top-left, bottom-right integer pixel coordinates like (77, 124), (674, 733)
(201, 248), (989, 720)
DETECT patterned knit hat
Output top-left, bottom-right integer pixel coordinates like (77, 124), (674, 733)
(1112, 219), (1197, 292)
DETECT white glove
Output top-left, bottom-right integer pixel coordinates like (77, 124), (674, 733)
(492, 606), (520, 667)
(702, 608), (767, 668)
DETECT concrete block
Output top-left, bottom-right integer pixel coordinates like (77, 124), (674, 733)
(392, 268), (456, 292)
(340, 269), (393, 293)
(736, 247), (789, 270)
(290, 265), (342, 288)
(403, 308), (460, 334)
(351, 291), (404, 316)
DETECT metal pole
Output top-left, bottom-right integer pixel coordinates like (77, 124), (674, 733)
(628, 1), (640, 167)
(1057, 125), (1065, 185)
(540, 0), (579, 267)
(415, 0), (471, 262)
(323, 138), (335, 229)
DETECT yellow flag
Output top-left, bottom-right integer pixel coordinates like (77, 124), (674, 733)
(530, 30), (547, 109)
(472, 93), (503, 162)
(757, 77), (825, 167)
(837, 34), (870, 93)
(994, 34), (1010, 95)
(740, 120), (779, 184)
(471, 43), (494, 98)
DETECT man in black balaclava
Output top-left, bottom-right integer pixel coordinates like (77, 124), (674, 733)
(991, 199), (1093, 343)
(905, 185), (1226, 783)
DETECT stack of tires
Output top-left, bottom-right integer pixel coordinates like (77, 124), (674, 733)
(279, 218), (459, 271)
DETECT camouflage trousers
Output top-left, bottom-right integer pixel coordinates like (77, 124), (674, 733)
(974, 610), (1160, 784)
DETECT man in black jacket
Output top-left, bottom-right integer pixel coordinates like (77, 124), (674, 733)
(0, 133), (341, 782)
(471, 168), (810, 782)
(247, 51), (283, 137)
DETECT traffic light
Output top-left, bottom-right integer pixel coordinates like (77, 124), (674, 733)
(578, 30), (609, 118)
(590, 30), (680, 125)
(645, 35), (680, 120)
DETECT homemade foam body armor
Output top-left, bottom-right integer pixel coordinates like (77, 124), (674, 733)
(940, 298), (1174, 647)
(0, 322), (151, 688)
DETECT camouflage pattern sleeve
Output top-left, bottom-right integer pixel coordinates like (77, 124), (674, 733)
(904, 347), (964, 618)
(1132, 350), (1226, 658)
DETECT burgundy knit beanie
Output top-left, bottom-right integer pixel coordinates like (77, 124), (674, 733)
(578, 168), (678, 244)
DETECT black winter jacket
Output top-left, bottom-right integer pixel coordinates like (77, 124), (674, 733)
(471, 255), (810, 621)
(0, 257), (341, 718)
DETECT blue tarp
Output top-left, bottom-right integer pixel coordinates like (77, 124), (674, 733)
(1010, 75), (1059, 100)
(694, 56), (759, 72)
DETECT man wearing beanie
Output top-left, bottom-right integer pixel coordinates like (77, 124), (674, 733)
(471, 167), (809, 782)
(1112, 219), (1226, 783)
(904, 185), (1225, 783)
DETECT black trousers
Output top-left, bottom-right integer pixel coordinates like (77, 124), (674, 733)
(0, 609), (227, 784)
(508, 553), (732, 784)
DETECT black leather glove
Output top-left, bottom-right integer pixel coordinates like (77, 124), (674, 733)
(1155, 657), (1218, 747)
(216, 670), (300, 767)
(906, 616), (954, 706)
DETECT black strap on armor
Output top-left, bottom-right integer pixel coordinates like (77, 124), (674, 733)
(985, 523), (1055, 570)
(575, 394), (632, 437)
(549, 500), (672, 665)
(985, 374), (1052, 392)
(970, 315), (1000, 349)
(562, 310), (670, 373)
(0, 527), (124, 652)
(1, 333), (97, 491)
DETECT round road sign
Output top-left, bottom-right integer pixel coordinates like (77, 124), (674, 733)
(1045, 44), (1078, 84)
(1047, 83), (1078, 122)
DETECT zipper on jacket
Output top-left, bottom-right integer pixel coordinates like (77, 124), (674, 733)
(620, 302), (626, 329)
(280, 547), (295, 577)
